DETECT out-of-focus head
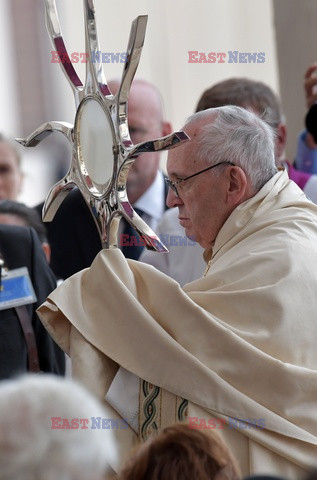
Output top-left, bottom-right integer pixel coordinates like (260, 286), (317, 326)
(195, 78), (286, 162)
(166, 106), (277, 250)
(108, 79), (172, 203)
(244, 476), (289, 480)
(0, 200), (50, 262)
(0, 375), (118, 480)
(0, 134), (23, 201)
(118, 422), (240, 480)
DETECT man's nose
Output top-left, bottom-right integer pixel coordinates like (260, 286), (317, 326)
(166, 186), (183, 209)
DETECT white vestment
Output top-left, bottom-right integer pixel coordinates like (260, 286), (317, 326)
(38, 171), (317, 478)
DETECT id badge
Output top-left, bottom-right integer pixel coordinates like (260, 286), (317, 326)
(0, 267), (37, 310)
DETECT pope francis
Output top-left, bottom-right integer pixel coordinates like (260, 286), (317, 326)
(38, 106), (317, 479)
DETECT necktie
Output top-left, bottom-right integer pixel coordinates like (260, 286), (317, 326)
(120, 208), (146, 260)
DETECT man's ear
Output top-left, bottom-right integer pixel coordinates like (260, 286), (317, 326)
(275, 123), (287, 160)
(225, 166), (250, 206)
(161, 121), (173, 137)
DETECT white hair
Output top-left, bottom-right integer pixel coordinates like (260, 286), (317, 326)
(0, 375), (118, 480)
(186, 105), (278, 192)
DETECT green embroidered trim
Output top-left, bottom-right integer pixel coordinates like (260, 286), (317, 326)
(141, 380), (160, 440)
(178, 398), (188, 421)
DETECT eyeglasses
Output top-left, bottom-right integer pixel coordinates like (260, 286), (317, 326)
(166, 161), (235, 197)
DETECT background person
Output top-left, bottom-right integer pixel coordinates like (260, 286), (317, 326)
(0, 374), (118, 480)
(0, 133), (23, 200)
(0, 224), (65, 378)
(295, 62), (317, 173)
(0, 199), (51, 262)
(118, 423), (240, 480)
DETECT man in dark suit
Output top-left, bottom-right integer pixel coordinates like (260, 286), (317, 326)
(0, 224), (65, 379)
(38, 79), (172, 279)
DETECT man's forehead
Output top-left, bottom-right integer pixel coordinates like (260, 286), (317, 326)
(167, 113), (217, 174)
(177, 114), (214, 154)
(167, 134), (196, 175)
(183, 110), (217, 134)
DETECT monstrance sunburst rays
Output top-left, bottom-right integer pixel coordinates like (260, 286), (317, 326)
(16, 0), (189, 251)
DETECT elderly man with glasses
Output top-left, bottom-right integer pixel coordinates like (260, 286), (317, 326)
(38, 105), (317, 478)
(140, 76), (317, 286)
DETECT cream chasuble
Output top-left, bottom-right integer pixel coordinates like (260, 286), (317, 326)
(38, 171), (317, 478)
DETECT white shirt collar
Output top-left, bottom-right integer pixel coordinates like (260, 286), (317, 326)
(134, 170), (165, 221)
